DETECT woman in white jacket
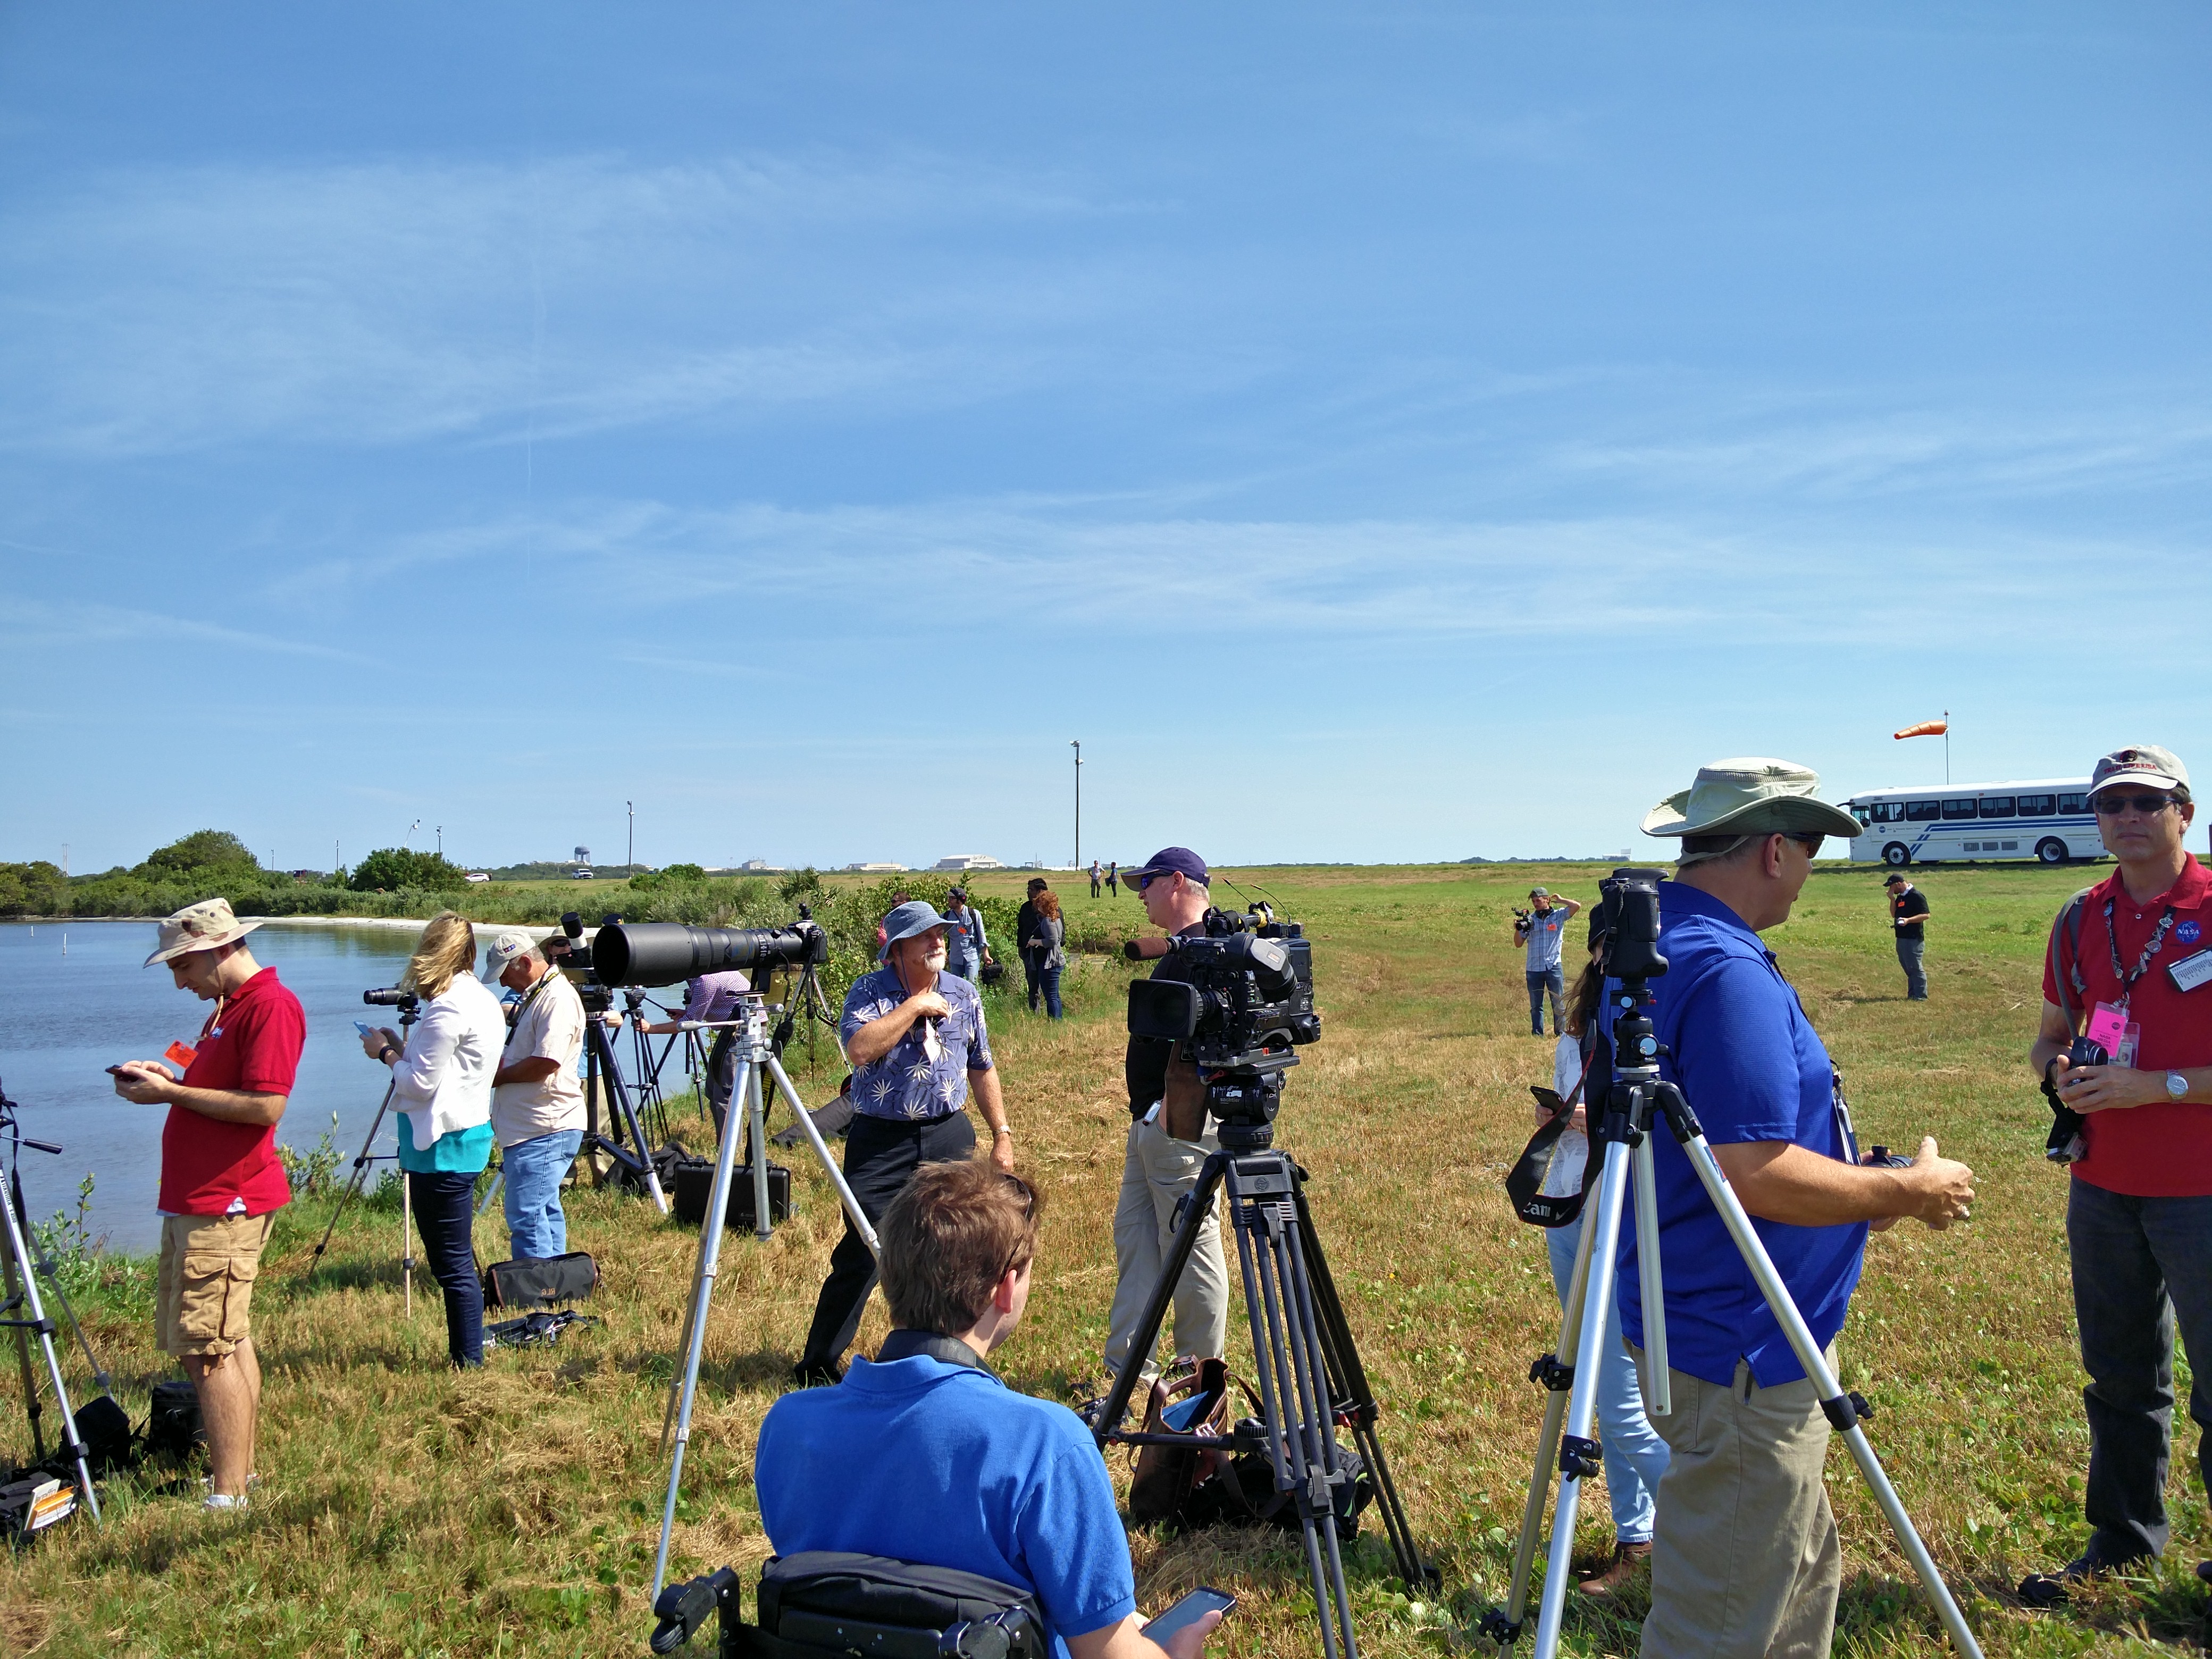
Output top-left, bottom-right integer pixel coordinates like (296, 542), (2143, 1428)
(359, 910), (505, 1367)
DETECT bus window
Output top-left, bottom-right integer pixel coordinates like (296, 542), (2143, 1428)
(1980, 796), (2015, 818)
(1870, 801), (1905, 824)
(1942, 799), (1979, 820)
(1906, 800), (1942, 822)
(2058, 792), (2087, 814)
(2018, 794), (2057, 817)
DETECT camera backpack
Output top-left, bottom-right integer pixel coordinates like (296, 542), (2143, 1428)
(481, 1252), (598, 1310)
(146, 1380), (204, 1462)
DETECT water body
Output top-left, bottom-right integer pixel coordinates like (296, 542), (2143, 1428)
(0, 920), (428, 1254)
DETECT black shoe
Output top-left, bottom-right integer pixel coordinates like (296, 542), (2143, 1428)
(2197, 1559), (2210, 1585)
(2019, 1549), (2148, 1608)
(790, 1358), (845, 1388)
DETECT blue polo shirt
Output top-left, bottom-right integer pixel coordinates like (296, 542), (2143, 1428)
(1609, 880), (1866, 1387)
(755, 1356), (1137, 1659)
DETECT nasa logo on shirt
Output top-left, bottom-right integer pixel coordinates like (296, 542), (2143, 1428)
(2181, 920), (2203, 946)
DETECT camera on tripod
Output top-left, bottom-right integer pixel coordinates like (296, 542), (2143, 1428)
(362, 987), (418, 1013)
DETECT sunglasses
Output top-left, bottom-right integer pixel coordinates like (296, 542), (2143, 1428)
(1788, 833), (1824, 855)
(1135, 872), (1166, 893)
(2093, 792), (2176, 816)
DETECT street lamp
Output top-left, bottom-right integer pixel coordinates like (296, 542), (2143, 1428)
(628, 801), (635, 871)
(1070, 740), (1082, 872)
(435, 825), (443, 858)
(402, 818), (420, 849)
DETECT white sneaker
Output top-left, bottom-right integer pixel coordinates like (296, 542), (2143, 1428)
(202, 1492), (250, 1513)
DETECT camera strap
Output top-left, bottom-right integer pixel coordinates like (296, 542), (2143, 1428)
(875, 1328), (995, 1376)
(2102, 898), (2178, 1016)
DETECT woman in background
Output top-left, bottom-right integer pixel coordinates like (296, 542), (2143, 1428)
(359, 910), (504, 1367)
(1027, 890), (1067, 1019)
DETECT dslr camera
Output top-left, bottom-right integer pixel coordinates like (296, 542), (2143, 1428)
(2040, 1035), (2104, 1164)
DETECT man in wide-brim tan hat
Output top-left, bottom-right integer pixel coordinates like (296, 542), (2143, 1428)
(1610, 757), (1976, 1658)
(111, 896), (304, 1513)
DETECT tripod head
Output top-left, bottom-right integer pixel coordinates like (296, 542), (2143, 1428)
(1204, 1069), (1284, 1152)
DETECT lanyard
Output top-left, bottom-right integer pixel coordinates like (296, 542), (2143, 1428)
(503, 966), (560, 1052)
(2102, 898), (2178, 1013)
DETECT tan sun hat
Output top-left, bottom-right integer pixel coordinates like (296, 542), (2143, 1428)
(1641, 757), (1864, 842)
(144, 896), (264, 967)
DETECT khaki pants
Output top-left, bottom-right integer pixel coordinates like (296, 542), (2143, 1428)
(1634, 1345), (1841, 1659)
(156, 1212), (274, 1359)
(1104, 1118), (1229, 1384)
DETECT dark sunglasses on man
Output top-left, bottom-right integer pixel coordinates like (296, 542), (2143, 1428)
(2092, 792), (2176, 816)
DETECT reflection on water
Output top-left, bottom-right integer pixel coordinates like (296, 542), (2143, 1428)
(0, 920), (424, 1254)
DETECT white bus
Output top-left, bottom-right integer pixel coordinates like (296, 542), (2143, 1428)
(1842, 778), (2106, 868)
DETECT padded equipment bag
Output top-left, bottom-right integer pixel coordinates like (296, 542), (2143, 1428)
(1128, 1357), (1234, 1525)
(673, 1158), (792, 1230)
(146, 1379), (204, 1462)
(481, 1251), (598, 1309)
(753, 1552), (1044, 1659)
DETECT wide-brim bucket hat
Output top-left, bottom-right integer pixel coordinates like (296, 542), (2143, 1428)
(144, 896), (264, 967)
(1641, 757), (1863, 842)
(878, 900), (959, 962)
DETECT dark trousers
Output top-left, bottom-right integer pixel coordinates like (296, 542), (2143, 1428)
(408, 1170), (483, 1368)
(1527, 967), (1565, 1035)
(1022, 954), (1043, 1006)
(1896, 936), (1927, 999)
(799, 1112), (977, 1369)
(705, 1027), (737, 1139)
(2067, 1177), (2212, 1561)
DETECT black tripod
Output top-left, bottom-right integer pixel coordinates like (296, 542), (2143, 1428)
(1092, 1070), (1431, 1659)
(0, 1080), (103, 1524)
(1483, 874), (1981, 1657)
(579, 987), (671, 1216)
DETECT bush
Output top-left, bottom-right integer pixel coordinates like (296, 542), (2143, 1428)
(349, 848), (468, 892)
(628, 862), (706, 894)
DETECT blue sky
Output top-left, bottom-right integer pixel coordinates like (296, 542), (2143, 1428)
(2, 5), (2206, 873)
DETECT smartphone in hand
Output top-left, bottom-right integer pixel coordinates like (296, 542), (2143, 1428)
(1141, 1587), (1235, 1645)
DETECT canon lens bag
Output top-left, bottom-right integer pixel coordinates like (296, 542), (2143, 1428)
(481, 1251), (599, 1309)
(1506, 1086), (1589, 1227)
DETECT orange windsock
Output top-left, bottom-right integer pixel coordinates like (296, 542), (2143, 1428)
(1893, 719), (1948, 740)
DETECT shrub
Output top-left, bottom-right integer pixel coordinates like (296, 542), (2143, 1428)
(349, 848), (468, 892)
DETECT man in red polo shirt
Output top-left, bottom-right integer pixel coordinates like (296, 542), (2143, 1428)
(2023, 744), (2212, 1604)
(112, 897), (303, 1512)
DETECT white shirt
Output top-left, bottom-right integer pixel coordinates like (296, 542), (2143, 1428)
(390, 973), (504, 1153)
(492, 967), (588, 1146)
(1540, 1032), (1593, 1199)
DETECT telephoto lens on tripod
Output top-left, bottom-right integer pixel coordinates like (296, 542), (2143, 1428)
(591, 919), (828, 987)
(363, 987), (418, 1010)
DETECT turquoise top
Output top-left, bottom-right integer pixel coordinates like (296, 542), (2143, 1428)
(396, 1115), (494, 1176)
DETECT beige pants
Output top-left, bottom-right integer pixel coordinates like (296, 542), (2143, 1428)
(1104, 1117), (1229, 1384)
(1635, 1346), (1842, 1659)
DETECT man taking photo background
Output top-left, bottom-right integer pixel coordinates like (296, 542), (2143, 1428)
(1514, 887), (1580, 1038)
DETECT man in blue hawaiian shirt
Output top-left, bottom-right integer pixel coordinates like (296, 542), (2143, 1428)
(792, 900), (1016, 1386)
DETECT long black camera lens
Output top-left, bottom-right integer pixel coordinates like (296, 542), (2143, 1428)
(363, 987), (413, 1006)
(592, 921), (828, 986)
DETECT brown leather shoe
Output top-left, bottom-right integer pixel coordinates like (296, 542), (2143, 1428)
(1575, 1540), (1651, 1598)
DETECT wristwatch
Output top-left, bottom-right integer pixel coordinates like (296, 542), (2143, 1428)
(993, 1125), (1013, 1139)
(2166, 1071), (2189, 1101)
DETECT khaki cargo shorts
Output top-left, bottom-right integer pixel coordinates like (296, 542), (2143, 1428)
(156, 1211), (274, 1360)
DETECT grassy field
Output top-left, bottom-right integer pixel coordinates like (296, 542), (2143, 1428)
(2, 859), (2206, 1657)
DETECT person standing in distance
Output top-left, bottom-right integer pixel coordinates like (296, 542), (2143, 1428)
(1101, 848), (1229, 1392)
(631, 965), (752, 1138)
(2022, 744), (2212, 1604)
(942, 886), (993, 986)
(756, 1162), (1222, 1659)
(483, 931), (588, 1260)
(1106, 860), (1120, 896)
(1884, 873), (1931, 1001)
(1090, 861), (1103, 899)
(1514, 886), (1581, 1037)
(111, 899), (303, 1512)
(791, 901), (1015, 1386)
(1621, 759), (1976, 1659)
(1015, 876), (1050, 1009)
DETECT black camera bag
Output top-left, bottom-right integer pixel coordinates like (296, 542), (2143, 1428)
(673, 1158), (792, 1230)
(753, 1552), (1044, 1659)
(146, 1379), (204, 1462)
(481, 1252), (598, 1310)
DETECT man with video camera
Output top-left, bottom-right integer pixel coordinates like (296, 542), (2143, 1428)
(1620, 759), (1975, 1659)
(1102, 847), (1228, 1391)
(756, 1159), (1222, 1659)
(791, 900), (1015, 1386)
(1514, 887), (1581, 1037)
(2022, 744), (2212, 1605)
(111, 898), (304, 1512)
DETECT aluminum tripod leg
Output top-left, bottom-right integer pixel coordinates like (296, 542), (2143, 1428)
(401, 1169), (414, 1319)
(653, 1058), (755, 1599)
(747, 1062), (773, 1243)
(1494, 1186), (1601, 1637)
(476, 1169), (504, 1219)
(765, 1058), (877, 1258)
(0, 1173), (98, 1523)
(1531, 1138), (1633, 1659)
(1675, 1129), (1984, 1657)
(1629, 1133), (1669, 1415)
(0, 1222), (44, 1459)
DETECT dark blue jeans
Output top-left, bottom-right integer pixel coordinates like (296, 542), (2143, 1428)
(1896, 936), (1927, 999)
(2066, 1178), (2212, 1561)
(1034, 966), (1063, 1019)
(409, 1170), (484, 1368)
(1527, 967), (1565, 1036)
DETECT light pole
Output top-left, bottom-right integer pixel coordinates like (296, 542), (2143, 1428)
(435, 826), (443, 858)
(628, 801), (634, 871)
(1070, 740), (1082, 872)
(402, 818), (420, 849)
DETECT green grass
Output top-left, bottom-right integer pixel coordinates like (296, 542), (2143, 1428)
(1, 859), (2205, 1656)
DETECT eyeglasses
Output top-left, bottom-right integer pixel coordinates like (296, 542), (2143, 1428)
(2093, 792), (2176, 816)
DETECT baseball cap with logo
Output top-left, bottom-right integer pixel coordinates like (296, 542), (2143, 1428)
(143, 897), (264, 968)
(481, 929), (539, 981)
(2087, 744), (2190, 799)
(1122, 847), (1209, 888)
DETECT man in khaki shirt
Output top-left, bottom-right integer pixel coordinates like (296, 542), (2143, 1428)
(484, 932), (588, 1259)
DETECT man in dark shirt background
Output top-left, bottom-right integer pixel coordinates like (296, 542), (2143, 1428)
(1885, 873), (1931, 1000)
(1101, 847), (1227, 1390)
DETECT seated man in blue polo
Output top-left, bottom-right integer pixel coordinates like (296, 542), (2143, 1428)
(791, 899), (1016, 1386)
(1614, 758), (1978, 1659)
(757, 1160), (1221, 1659)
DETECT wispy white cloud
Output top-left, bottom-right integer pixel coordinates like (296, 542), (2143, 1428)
(1, 598), (370, 663)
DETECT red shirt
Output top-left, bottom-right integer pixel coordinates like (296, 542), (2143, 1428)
(2042, 853), (2212, 1197)
(158, 966), (303, 1216)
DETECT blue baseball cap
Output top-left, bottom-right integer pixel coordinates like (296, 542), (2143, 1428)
(1123, 847), (1209, 888)
(878, 900), (958, 961)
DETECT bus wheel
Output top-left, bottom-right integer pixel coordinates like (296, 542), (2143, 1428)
(1882, 843), (1910, 867)
(2037, 838), (2068, 865)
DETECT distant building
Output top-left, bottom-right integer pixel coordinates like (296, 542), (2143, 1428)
(1019, 860), (1048, 870)
(846, 862), (908, 873)
(931, 854), (1006, 871)
(740, 859), (771, 871)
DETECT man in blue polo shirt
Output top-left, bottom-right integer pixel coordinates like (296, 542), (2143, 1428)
(757, 1160), (1221, 1659)
(1616, 758), (1976, 1659)
(790, 899), (1016, 1386)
